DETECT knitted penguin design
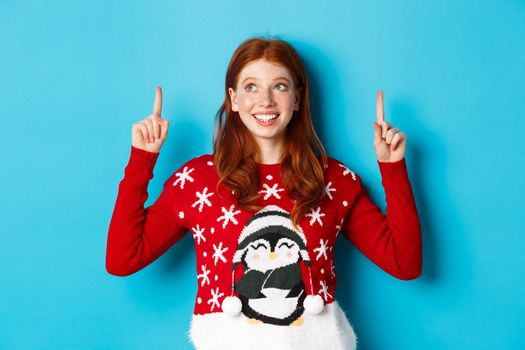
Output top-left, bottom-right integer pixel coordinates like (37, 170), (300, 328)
(222, 205), (324, 326)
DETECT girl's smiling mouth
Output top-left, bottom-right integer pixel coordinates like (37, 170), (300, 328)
(252, 113), (279, 126)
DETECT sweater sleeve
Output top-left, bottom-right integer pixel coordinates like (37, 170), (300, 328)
(105, 146), (189, 276)
(340, 158), (422, 280)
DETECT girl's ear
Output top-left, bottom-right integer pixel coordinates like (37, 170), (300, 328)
(294, 87), (302, 111)
(228, 87), (239, 112)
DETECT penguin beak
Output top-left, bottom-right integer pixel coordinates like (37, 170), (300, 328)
(268, 252), (278, 260)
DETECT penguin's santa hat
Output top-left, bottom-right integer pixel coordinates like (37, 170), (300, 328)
(221, 205), (325, 316)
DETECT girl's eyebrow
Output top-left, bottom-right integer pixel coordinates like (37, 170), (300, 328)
(241, 76), (291, 84)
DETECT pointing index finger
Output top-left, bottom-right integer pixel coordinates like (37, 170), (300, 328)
(153, 86), (162, 116)
(376, 89), (385, 123)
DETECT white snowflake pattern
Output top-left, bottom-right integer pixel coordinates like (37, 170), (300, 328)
(305, 206), (325, 226)
(330, 261), (336, 278)
(217, 205), (241, 229)
(207, 287), (224, 311)
(172, 166), (195, 189)
(212, 242), (228, 265)
(192, 187), (214, 212)
(325, 181), (336, 200)
(313, 238), (329, 260)
(197, 264), (211, 287)
(191, 224), (206, 245)
(335, 217), (344, 237)
(338, 163), (356, 181)
(258, 183), (285, 200)
(319, 280), (333, 301)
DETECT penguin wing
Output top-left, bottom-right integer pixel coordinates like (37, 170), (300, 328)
(234, 270), (269, 299)
(264, 263), (302, 290)
(285, 280), (305, 298)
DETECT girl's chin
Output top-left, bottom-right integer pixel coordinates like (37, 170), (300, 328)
(250, 129), (287, 142)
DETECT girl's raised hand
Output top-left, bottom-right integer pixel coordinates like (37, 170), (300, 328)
(372, 90), (406, 162)
(131, 86), (169, 153)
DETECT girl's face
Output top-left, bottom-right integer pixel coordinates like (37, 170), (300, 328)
(228, 59), (300, 146)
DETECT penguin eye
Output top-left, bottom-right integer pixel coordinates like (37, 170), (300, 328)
(277, 242), (294, 249)
(251, 242), (268, 250)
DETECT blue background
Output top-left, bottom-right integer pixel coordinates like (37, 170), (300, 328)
(1, 0), (524, 349)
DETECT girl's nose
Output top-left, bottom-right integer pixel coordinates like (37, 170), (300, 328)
(258, 88), (275, 106)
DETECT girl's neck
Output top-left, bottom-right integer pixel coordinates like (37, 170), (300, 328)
(255, 137), (285, 165)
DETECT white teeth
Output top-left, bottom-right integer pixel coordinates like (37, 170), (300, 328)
(254, 114), (278, 121)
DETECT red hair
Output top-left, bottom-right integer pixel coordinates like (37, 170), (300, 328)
(213, 36), (328, 231)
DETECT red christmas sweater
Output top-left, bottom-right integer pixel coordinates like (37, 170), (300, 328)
(106, 146), (422, 349)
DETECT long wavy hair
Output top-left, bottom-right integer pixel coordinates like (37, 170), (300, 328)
(213, 36), (328, 231)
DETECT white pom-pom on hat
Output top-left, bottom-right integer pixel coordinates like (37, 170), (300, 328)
(304, 294), (324, 315)
(222, 296), (242, 316)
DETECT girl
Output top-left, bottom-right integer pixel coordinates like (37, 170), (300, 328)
(106, 37), (422, 350)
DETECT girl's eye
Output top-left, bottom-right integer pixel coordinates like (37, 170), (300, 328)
(244, 83), (287, 92)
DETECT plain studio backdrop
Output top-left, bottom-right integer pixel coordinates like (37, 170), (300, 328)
(1, 1), (523, 349)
